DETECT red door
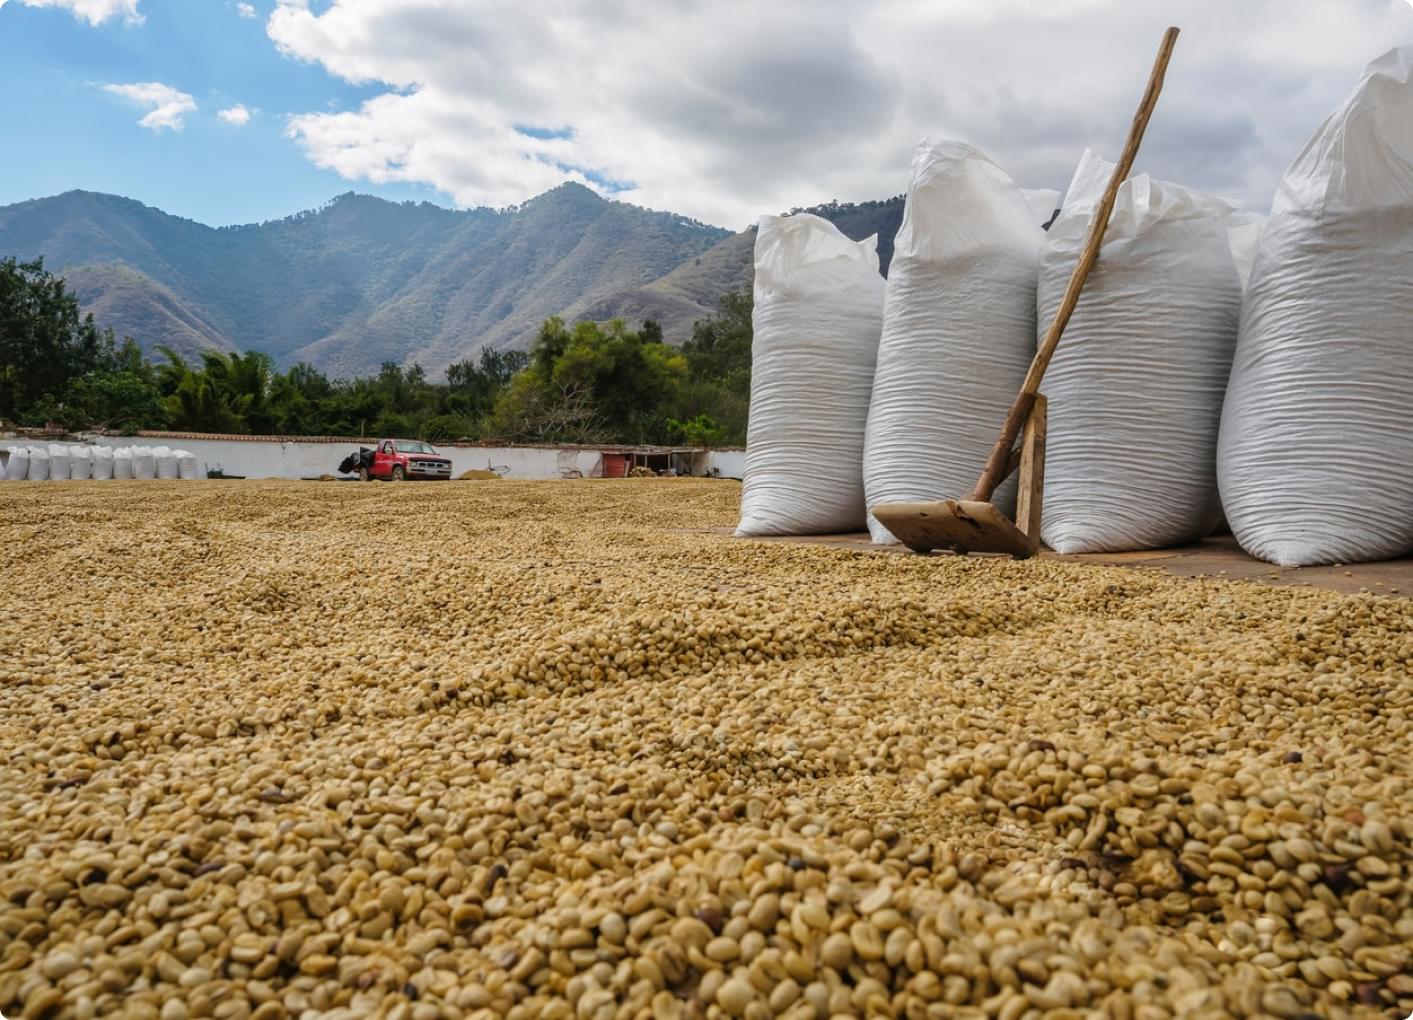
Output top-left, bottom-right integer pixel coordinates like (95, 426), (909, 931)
(602, 454), (627, 478)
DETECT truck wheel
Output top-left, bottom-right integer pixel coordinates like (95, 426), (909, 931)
(358, 467), (370, 482)
(391, 466), (405, 482)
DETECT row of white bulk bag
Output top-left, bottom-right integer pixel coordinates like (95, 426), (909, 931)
(863, 140), (1043, 543)
(737, 47), (1413, 567)
(1218, 47), (1413, 566)
(735, 214), (885, 536)
(0, 443), (198, 480)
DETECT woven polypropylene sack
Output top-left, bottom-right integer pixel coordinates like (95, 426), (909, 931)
(736, 213), (885, 536)
(91, 446), (114, 480)
(1037, 150), (1244, 554)
(175, 450), (200, 480)
(112, 447), (134, 480)
(132, 446), (156, 480)
(70, 445), (93, 480)
(154, 445), (179, 480)
(1218, 47), (1413, 566)
(27, 446), (50, 481)
(48, 444), (71, 481)
(4, 447), (29, 481)
(863, 140), (1043, 543)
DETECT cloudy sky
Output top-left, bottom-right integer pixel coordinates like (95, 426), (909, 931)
(1, 0), (1410, 228)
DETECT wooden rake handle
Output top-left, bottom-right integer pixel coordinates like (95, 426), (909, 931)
(969, 25), (1180, 503)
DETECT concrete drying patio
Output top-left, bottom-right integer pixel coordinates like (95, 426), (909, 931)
(726, 531), (1411, 599)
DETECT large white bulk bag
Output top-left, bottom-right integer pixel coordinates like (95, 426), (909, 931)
(0, 455), (5, 481)
(69, 445), (93, 480)
(27, 446), (50, 481)
(175, 449), (200, 480)
(5, 446), (29, 481)
(1036, 150), (1244, 554)
(48, 444), (71, 481)
(153, 445), (179, 480)
(112, 447), (134, 480)
(91, 445), (114, 480)
(131, 445), (156, 480)
(736, 213), (885, 536)
(1219, 47), (1413, 566)
(863, 140), (1043, 543)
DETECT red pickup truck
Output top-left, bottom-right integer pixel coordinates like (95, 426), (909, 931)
(351, 439), (453, 481)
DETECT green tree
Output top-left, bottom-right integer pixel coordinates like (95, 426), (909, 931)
(666, 413), (724, 447)
(492, 317), (686, 444)
(60, 339), (169, 432)
(268, 362), (333, 434)
(444, 347), (528, 422)
(682, 288), (752, 398)
(0, 257), (116, 421)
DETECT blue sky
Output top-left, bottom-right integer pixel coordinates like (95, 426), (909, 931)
(0, 0), (451, 225)
(2, 1), (1411, 229)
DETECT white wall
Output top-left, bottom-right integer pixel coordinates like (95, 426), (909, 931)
(709, 449), (745, 479)
(46, 437), (746, 481)
(74, 437), (606, 480)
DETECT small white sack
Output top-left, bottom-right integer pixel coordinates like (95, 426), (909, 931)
(1218, 46), (1413, 566)
(69, 445), (93, 480)
(1037, 150), (1244, 554)
(736, 213), (886, 536)
(112, 446), (134, 480)
(175, 449), (199, 480)
(5, 446), (29, 481)
(154, 445), (179, 480)
(27, 446), (50, 481)
(864, 139), (1043, 542)
(91, 445), (114, 480)
(48, 444), (72, 481)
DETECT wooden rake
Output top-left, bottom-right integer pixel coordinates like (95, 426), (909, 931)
(872, 26), (1181, 558)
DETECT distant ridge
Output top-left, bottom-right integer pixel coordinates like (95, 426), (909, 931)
(0, 185), (905, 376)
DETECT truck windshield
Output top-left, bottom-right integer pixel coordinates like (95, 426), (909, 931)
(394, 441), (436, 454)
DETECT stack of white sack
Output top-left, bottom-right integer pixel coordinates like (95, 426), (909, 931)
(1036, 150), (1254, 554)
(153, 445), (179, 479)
(863, 139), (1044, 543)
(131, 446), (156, 480)
(48, 443), (71, 481)
(175, 450), (200, 479)
(69, 445), (94, 480)
(91, 446), (114, 480)
(4, 447), (29, 480)
(1218, 47), (1413, 566)
(736, 213), (886, 536)
(27, 446), (50, 481)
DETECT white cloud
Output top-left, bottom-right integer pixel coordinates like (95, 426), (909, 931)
(103, 81), (197, 132)
(236, 2), (256, 18)
(3, 0), (142, 25)
(268, 0), (1413, 227)
(218, 103), (252, 125)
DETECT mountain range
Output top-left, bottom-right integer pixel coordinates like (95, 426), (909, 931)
(0, 184), (903, 378)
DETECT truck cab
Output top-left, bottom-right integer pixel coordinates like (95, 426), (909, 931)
(363, 439), (452, 481)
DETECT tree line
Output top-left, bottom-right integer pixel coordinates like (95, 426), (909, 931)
(0, 256), (752, 446)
